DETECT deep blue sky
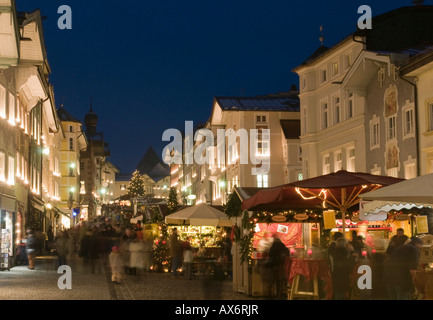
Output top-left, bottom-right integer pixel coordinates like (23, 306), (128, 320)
(16, 0), (422, 174)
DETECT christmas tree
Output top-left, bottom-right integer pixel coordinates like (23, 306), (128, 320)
(167, 187), (180, 214)
(127, 170), (146, 198)
(127, 170), (146, 217)
(153, 223), (170, 272)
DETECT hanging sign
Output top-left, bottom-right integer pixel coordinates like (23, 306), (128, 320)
(272, 215), (287, 222)
(294, 213), (308, 221)
(416, 215), (429, 234)
(323, 210), (336, 229)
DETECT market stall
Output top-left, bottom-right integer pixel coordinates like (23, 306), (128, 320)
(165, 203), (233, 258)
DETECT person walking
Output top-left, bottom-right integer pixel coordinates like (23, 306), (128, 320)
(129, 231), (146, 277)
(261, 236), (290, 299)
(183, 240), (194, 280)
(109, 246), (123, 283)
(386, 237), (423, 300)
(330, 237), (355, 300)
(386, 228), (409, 255)
(169, 228), (182, 277)
(25, 229), (37, 270)
(55, 230), (70, 267)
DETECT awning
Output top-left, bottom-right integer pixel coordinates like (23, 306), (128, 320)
(359, 173), (433, 219)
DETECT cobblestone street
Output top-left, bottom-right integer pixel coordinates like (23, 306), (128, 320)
(0, 254), (254, 301)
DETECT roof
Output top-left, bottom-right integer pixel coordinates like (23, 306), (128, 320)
(215, 94), (299, 112)
(56, 106), (82, 123)
(280, 119), (300, 140)
(136, 146), (170, 181)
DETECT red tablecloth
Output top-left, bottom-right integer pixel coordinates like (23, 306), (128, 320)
(286, 258), (333, 299)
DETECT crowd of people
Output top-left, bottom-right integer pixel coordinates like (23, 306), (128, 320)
(327, 228), (423, 300)
(253, 228), (424, 301)
(24, 219), (155, 283)
(24, 218), (425, 300)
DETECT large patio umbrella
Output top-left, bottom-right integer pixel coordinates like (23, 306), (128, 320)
(164, 203), (232, 227)
(288, 170), (404, 235)
(241, 185), (325, 211)
(359, 173), (433, 219)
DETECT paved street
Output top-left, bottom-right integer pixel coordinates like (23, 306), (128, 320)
(0, 254), (254, 301)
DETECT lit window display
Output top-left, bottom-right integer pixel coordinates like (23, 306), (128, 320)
(0, 211), (13, 269)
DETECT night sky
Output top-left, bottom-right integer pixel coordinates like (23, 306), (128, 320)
(16, 0), (421, 174)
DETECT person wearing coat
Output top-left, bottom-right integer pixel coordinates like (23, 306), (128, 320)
(55, 230), (70, 267)
(129, 232), (146, 275)
(183, 240), (194, 280)
(25, 229), (37, 270)
(109, 246), (123, 283)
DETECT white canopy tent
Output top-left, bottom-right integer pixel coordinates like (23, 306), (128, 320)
(359, 173), (433, 220)
(164, 203), (232, 227)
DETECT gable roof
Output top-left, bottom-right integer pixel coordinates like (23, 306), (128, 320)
(136, 146), (170, 181)
(280, 119), (300, 139)
(214, 93), (299, 112)
(57, 106), (82, 123)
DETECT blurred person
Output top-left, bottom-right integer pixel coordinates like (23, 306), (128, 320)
(55, 230), (70, 267)
(142, 233), (153, 272)
(331, 237), (355, 300)
(109, 246), (123, 283)
(120, 227), (134, 274)
(169, 228), (182, 277)
(183, 240), (194, 280)
(257, 231), (274, 255)
(386, 237), (423, 300)
(261, 236), (290, 299)
(328, 232), (344, 271)
(129, 231), (146, 277)
(25, 229), (36, 270)
(386, 228), (409, 255)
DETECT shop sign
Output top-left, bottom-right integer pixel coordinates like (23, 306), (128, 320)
(395, 214), (410, 221)
(294, 213), (308, 221)
(272, 215), (286, 222)
(416, 215), (429, 234)
(323, 210), (336, 229)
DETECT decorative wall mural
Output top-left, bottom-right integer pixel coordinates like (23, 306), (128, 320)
(384, 84), (398, 117)
(385, 141), (399, 170)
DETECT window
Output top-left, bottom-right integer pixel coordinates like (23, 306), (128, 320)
(70, 125), (74, 133)
(378, 69), (385, 88)
(257, 141), (270, 157)
(321, 101), (329, 129)
(301, 107), (307, 135)
(323, 154), (330, 174)
(370, 118), (380, 149)
(347, 148), (356, 172)
(332, 61), (339, 76)
(334, 151), (342, 171)
(320, 68), (327, 83)
(297, 172), (303, 181)
(7, 156), (14, 186)
(386, 115), (397, 141)
(256, 115), (267, 123)
(345, 54), (352, 70)
(0, 85), (6, 119)
(403, 107), (414, 138)
(257, 174), (268, 188)
(387, 167), (398, 178)
(0, 152), (5, 182)
(120, 184), (126, 191)
(347, 93), (354, 119)
(334, 96), (341, 124)
(404, 162), (416, 179)
(429, 103), (433, 132)
(8, 93), (15, 126)
(69, 137), (74, 151)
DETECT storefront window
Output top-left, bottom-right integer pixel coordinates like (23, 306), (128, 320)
(0, 211), (13, 269)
